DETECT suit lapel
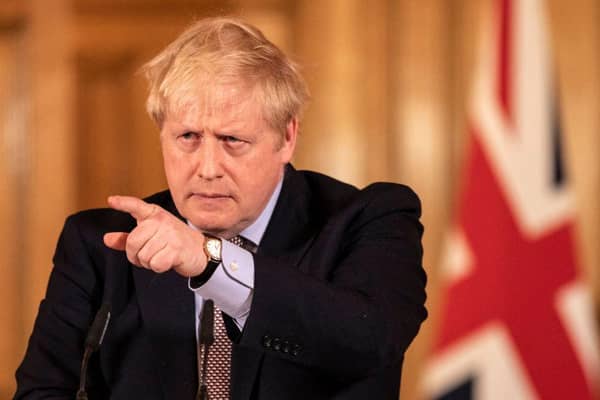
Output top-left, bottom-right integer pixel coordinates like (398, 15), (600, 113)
(259, 165), (318, 266)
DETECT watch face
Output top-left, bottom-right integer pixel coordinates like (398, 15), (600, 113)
(206, 238), (222, 259)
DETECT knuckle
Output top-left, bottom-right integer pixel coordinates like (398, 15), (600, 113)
(125, 233), (139, 252)
(149, 251), (172, 273)
(148, 204), (163, 219)
(138, 252), (149, 266)
(150, 261), (168, 273)
(165, 252), (177, 267)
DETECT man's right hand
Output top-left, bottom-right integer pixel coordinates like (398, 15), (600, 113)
(104, 195), (208, 277)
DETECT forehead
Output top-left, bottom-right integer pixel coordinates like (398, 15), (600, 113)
(166, 83), (264, 129)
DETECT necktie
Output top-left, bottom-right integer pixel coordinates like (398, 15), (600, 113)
(203, 235), (257, 400)
(228, 235), (258, 254)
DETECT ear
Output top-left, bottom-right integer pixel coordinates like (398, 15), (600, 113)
(279, 117), (298, 163)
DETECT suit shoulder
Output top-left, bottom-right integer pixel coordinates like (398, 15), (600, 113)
(298, 169), (420, 216)
(299, 170), (359, 210)
(360, 182), (421, 216)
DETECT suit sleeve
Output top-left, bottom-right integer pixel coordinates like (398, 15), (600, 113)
(239, 184), (427, 380)
(15, 214), (107, 399)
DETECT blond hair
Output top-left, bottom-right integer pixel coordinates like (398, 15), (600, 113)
(141, 17), (309, 135)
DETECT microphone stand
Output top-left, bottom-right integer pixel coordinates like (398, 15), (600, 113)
(197, 299), (215, 400)
(76, 303), (111, 400)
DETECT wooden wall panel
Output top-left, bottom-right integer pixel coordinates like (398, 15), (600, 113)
(549, 0), (600, 310)
(0, 24), (26, 398)
(74, 50), (169, 209)
(76, 55), (138, 209)
(294, 0), (367, 186)
(75, 0), (235, 16)
(294, 0), (395, 187)
(23, 0), (77, 341)
(363, 0), (394, 184)
(127, 60), (169, 200)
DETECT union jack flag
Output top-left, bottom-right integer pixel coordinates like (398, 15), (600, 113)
(422, 0), (600, 398)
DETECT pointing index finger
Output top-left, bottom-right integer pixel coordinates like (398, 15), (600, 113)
(108, 195), (155, 221)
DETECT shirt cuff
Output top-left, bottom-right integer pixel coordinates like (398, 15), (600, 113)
(188, 240), (254, 325)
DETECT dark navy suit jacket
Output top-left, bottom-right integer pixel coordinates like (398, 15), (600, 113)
(15, 166), (427, 399)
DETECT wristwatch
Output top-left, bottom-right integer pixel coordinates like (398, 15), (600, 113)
(190, 235), (222, 288)
(204, 235), (222, 266)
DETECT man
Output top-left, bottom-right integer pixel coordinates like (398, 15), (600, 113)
(16, 17), (427, 399)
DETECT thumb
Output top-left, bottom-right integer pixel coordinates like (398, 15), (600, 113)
(104, 232), (129, 251)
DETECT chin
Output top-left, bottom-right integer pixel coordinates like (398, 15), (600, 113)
(187, 215), (232, 235)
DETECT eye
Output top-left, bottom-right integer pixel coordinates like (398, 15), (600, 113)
(223, 135), (242, 143)
(175, 131), (201, 151)
(219, 134), (249, 147)
(180, 132), (198, 140)
(220, 134), (251, 154)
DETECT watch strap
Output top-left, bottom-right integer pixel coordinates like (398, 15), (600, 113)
(190, 259), (220, 289)
(191, 235), (222, 289)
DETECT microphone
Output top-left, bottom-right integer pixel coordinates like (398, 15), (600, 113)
(197, 299), (215, 400)
(76, 303), (111, 400)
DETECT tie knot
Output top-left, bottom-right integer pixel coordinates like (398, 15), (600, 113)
(228, 235), (258, 253)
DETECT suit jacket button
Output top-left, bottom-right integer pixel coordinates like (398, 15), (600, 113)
(272, 337), (281, 351)
(282, 340), (290, 353)
(262, 335), (272, 348)
(292, 344), (302, 356)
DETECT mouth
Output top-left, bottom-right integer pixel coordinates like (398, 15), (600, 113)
(191, 192), (229, 199)
(188, 192), (232, 200)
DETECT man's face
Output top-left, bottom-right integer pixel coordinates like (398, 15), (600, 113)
(160, 87), (297, 238)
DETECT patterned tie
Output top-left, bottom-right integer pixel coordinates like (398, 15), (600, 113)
(203, 235), (257, 400)
(228, 235), (258, 254)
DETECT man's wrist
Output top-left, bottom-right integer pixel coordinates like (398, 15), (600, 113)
(190, 235), (223, 289)
(189, 260), (220, 288)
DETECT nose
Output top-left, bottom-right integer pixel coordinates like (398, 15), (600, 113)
(196, 137), (224, 180)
